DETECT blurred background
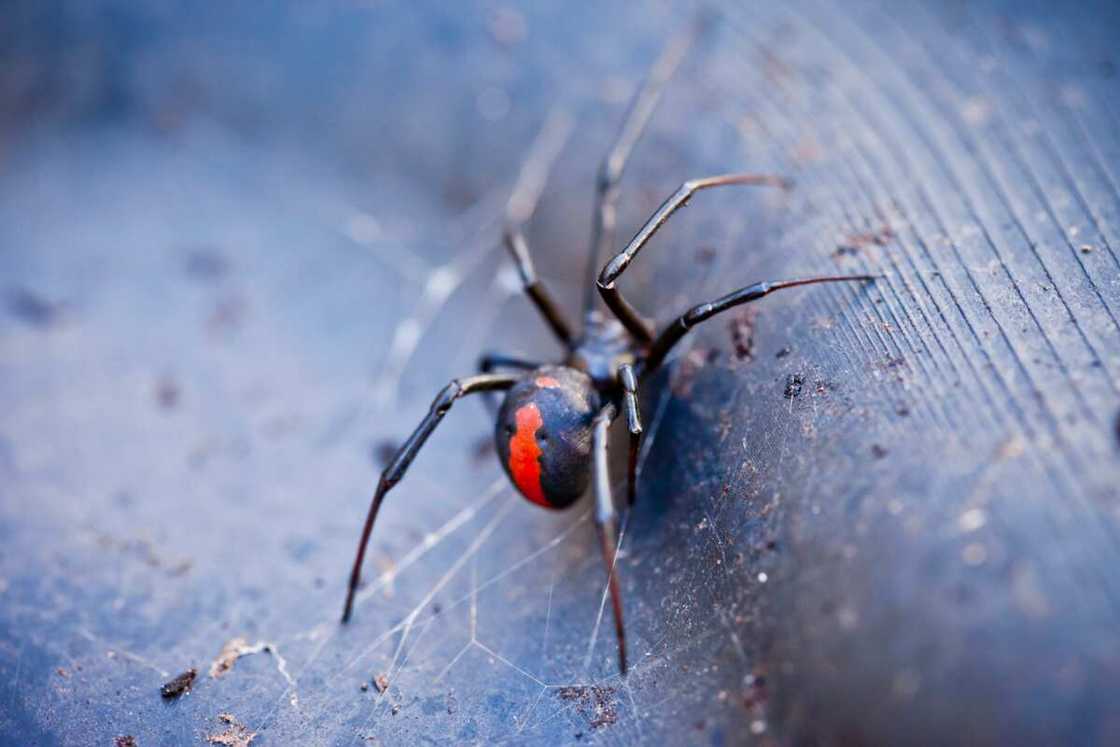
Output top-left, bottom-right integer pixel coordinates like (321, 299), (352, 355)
(1, 1), (1119, 744)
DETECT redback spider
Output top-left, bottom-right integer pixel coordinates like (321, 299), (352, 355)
(340, 22), (876, 676)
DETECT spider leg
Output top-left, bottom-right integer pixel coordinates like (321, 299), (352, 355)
(591, 403), (628, 675)
(597, 173), (790, 343)
(641, 275), (879, 375)
(618, 363), (643, 507)
(478, 352), (540, 374)
(505, 109), (576, 347)
(341, 373), (520, 623)
(477, 352), (539, 416)
(504, 226), (574, 346)
(581, 21), (701, 318)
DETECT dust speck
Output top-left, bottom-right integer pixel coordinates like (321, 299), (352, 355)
(556, 685), (618, 730)
(783, 374), (804, 399)
(206, 713), (256, 747)
(160, 668), (197, 699)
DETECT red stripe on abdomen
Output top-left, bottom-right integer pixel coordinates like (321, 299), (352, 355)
(508, 403), (548, 507)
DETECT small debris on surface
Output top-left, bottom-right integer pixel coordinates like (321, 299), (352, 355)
(472, 435), (496, 463)
(374, 673), (390, 694)
(206, 713), (256, 747)
(1079, 244), (1094, 254)
(694, 245), (718, 265)
(155, 376), (180, 410)
(783, 374), (804, 399)
(556, 685), (618, 730)
(209, 638), (284, 681)
(672, 348), (713, 397)
(7, 288), (62, 327)
(835, 225), (894, 256)
(96, 533), (192, 576)
(374, 440), (399, 468)
(185, 248), (231, 282)
(775, 346), (791, 359)
(360, 682), (369, 692)
(115, 737), (138, 747)
(55, 667), (69, 678)
(743, 670), (768, 709)
(391, 704), (401, 715)
(160, 668), (197, 699)
(211, 638), (255, 678)
(206, 294), (247, 333)
(871, 444), (889, 459)
(728, 307), (756, 362)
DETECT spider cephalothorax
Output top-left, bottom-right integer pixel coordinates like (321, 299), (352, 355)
(339, 21), (876, 677)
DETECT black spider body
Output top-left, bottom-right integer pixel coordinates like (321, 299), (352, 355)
(339, 23), (876, 677)
(495, 365), (598, 510)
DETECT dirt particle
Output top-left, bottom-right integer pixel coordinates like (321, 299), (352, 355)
(1080, 244), (1094, 254)
(160, 668), (197, 699)
(783, 374), (804, 399)
(775, 346), (791, 359)
(472, 435), (496, 463)
(836, 225), (895, 256)
(728, 307), (757, 362)
(871, 444), (889, 459)
(55, 667), (70, 678)
(694, 245), (718, 265)
(360, 682), (369, 692)
(207, 294), (247, 333)
(374, 673), (390, 695)
(206, 713), (256, 747)
(115, 737), (138, 747)
(671, 348), (711, 397)
(155, 376), (180, 410)
(7, 288), (62, 327)
(210, 638), (254, 678)
(185, 249), (230, 282)
(556, 685), (618, 730)
(374, 440), (399, 468)
(391, 704), (401, 716)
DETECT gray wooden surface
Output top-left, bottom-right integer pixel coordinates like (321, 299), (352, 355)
(1, 1), (1118, 744)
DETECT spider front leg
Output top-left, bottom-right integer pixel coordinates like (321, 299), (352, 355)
(641, 275), (879, 375)
(504, 226), (574, 346)
(504, 108), (576, 347)
(618, 363), (642, 507)
(597, 173), (790, 342)
(341, 373), (519, 623)
(591, 403), (628, 675)
(582, 22), (700, 317)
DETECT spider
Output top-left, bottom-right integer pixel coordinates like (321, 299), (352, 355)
(340, 22), (875, 676)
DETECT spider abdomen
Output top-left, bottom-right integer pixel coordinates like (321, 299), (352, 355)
(495, 366), (599, 509)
